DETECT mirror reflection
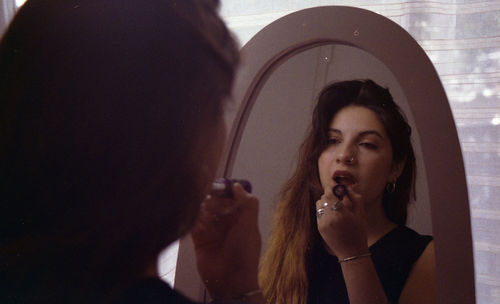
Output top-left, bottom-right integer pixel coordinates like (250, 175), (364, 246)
(230, 45), (436, 303)
(230, 44), (432, 244)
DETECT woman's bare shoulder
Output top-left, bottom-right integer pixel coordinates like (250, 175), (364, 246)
(398, 240), (436, 304)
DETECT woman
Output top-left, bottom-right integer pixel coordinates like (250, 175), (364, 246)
(259, 80), (435, 304)
(0, 0), (264, 303)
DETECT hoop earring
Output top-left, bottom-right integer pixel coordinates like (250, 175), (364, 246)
(386, 181), (396, 193)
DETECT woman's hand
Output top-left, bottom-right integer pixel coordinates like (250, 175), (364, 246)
(315, 185), (369, 259)
(191, 183), (261, 301)
(316, 186), (389, 304)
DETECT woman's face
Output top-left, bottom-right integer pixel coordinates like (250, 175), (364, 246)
(317, 105), (402, 207)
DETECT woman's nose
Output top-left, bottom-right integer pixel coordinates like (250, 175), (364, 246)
(336, 145), (356, 165)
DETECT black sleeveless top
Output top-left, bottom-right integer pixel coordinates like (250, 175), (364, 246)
(307, 226), (433, 304)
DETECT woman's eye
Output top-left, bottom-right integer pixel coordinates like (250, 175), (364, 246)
(327, 138), (340, 145)
(360, 142), (377, 149)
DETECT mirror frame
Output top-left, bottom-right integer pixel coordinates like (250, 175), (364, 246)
(176, 6), (475, 303)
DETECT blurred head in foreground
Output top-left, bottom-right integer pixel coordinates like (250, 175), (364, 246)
(0, 0), (238, 302)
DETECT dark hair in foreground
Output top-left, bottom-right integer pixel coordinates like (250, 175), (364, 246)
(259, 79), (416, 304)
(0, 0), (238, 302)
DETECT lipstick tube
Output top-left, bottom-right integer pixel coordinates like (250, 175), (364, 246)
(211, 178), (252, 197)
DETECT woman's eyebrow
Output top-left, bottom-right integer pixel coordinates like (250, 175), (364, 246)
(358, 130), (384, 139)
(327, 128), (342, 135)
(328, 129), (383, 139)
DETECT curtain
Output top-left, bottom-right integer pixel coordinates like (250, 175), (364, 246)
(0, 0), (16, 37)
(219, 1), (500, 303)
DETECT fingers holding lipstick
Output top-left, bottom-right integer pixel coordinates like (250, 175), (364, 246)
(191, 182), (261, 300)
(316, 185), (368, 259)
(192, 182), (258, 246)
(201, 180), (251, 217)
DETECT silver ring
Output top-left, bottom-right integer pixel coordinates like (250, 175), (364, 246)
(331, 200), (344, 211)
(316, 208), (325, 218)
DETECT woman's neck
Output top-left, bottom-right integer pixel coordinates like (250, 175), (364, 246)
(364, 201), (398, 247)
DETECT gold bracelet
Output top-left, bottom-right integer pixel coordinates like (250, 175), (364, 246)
(338, 252), (372, 263)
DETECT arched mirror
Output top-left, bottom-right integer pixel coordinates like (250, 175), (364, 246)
(175, 6), (475, 303)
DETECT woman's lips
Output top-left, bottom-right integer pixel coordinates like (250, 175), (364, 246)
(333, 171), (356, 186)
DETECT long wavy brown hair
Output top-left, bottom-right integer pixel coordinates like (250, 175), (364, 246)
(258, 79), (416, 304)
